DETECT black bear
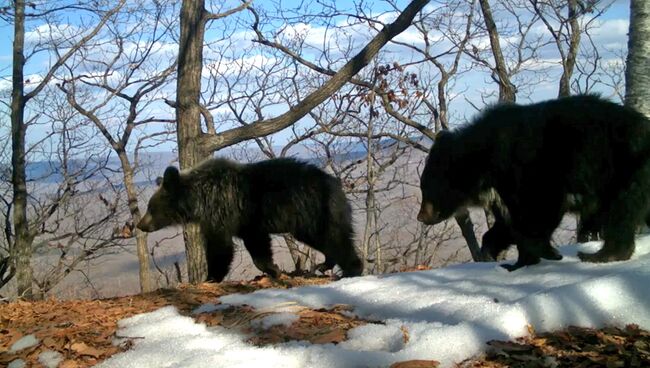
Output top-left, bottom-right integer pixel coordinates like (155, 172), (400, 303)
(479, 191), (604, 261)
(137, 157), (363, 281)
(417, 95), (650, 271)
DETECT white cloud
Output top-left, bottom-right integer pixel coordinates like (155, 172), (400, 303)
(25, 23), (84, 45)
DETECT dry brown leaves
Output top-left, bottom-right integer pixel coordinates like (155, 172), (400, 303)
(2, 274), (649, 368)
(459, 324), (650, 368)
(0, 275), (331, 367)
(249, 304), (367, 345)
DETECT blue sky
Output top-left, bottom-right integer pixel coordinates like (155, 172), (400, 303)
(0, 0), (634, 156)
(0, 0), (631, 91)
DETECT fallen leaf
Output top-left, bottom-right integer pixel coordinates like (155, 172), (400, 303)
(70, 342), (103, 358)
(487, 340), (534, 354)
(390, 359), (439, 368)
(60, 360), (81, 368)
(400, 325), (410, 344)
(311, 328), (347, 344)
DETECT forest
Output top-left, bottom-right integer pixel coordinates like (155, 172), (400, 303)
(0, 0), (643, 301)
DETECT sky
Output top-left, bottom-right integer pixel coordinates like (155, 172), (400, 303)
(0, 0), (632, 97)
(0, 0), (635, 156)
(15, 234), (640, 368)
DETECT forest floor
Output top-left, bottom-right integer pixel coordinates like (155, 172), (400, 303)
(1, 274), (649, 368)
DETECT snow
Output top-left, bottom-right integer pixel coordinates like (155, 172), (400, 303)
(9, 334), (39, 352)
(251, 312), (300, 329)
(38, 350), (63, 368)
(98, 236), (650, 368)
(7, 359), (25, 368)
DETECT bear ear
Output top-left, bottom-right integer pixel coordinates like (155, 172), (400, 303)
(435, 130), (452, 143)
(433, 130), (455, 150)
(161, 166), (181, 193)
(155, 177), (163, 186)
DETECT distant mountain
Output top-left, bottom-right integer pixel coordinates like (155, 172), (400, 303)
(15, 136), (428, 187)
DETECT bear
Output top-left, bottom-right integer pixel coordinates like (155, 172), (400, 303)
(478, 191), (605, 262)
(137, 157), (363, 282)
(417, 94), (650, 271)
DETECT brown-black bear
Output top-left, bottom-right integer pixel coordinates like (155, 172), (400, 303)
(137, 157), (363, 281)
(417, 95), (650, 271)
(479, 191), (604, 261)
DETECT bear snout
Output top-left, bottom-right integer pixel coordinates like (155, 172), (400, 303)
(136, 214), (156, 232)
(417, 202), (439, 225)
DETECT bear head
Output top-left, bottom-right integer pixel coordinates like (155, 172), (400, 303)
(418, 131), (478, 225)
(137, 166), (186, 232)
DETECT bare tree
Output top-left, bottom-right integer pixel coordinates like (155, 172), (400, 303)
(1, 85), (127, 299)
(5, 0), (125, 299)
(29, 113), (121, 298)
(529, 0), (613, 97)
(477, 0), (518, 102)
(57, 0), (177, 293)
(173, 0), (253, 282)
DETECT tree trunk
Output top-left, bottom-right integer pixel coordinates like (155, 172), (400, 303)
(362, 188), (376, 274)
(177, 0), (209, 283)
(478, 0), (516, 102)
(373, 199), (381, 272)
(117, 152), (153, 293)
(11, 0), (34, 299)
(626, 0), (650, 117)
(558, 0), (581, 97)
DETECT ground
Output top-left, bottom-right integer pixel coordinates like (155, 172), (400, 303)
(1, 275), (648, 368)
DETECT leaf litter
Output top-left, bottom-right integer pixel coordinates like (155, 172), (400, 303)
(0, 274), (648, 368)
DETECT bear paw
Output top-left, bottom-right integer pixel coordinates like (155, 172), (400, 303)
(577, 249), (633, 263)
(500, 263), (524, 272)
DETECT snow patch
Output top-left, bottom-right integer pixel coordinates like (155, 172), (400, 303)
(99, 236), (650, 368)
(38, 350), (64, 368)
(10, 334), (39, 352)
(251, 312), (299, 329)
(7, 359), (26, 368)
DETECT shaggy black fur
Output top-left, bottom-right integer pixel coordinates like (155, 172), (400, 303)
(138, 157), (362, 281)
(479, 192), (605, 261)
(417, 95), (650, 271)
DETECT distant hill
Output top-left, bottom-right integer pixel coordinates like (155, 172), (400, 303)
(15, 137), (428, 187)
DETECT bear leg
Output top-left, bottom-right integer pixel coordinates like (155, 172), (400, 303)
(204, 239), (234, 282)
(328, 241), (363, 278)
(501, 189), (564, 269)
(295, 231), (362, 278)
(241, 232), (282, 278)
(578, 164), (650, 262)
(576, 212), (603, 243)
(501, 259), (539, 271)
(501, 245), (541, 271)
(322, 228), (362, 277)
(481, 221), (513, 261)
(310, 257), (336, 274)
(578, 215), (637, 263)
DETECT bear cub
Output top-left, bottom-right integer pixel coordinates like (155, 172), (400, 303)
(138, 157), (363, 281)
